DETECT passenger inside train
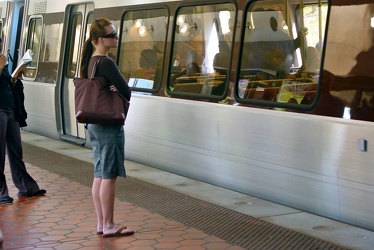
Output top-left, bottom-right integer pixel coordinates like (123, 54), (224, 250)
(207, 52), (230, 97)
(238, 2), (327, 105)
(294, 46), (321, 79)
(213, 51), (230, 71)
(133, 49), (158, 80)
(127, 47), (162, 89)
(170, 62), (201, 86)
(257, 49), (289, 80)
(169, 37), (204, 92)
(244, 8), (297, 71)
(239, 7), (296, 101)
(166, 4), (235, 96)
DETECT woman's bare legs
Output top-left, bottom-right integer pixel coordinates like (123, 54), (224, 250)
(93, 177), (133, 235)
(100, 178), (116, 231)
(92, 177), (103, 233)
(92, 177), (116, 232)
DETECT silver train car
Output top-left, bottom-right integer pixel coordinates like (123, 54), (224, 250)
(1, 0), (373, 231)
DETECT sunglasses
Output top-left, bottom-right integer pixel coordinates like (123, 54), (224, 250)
(101, 32), (118, 39)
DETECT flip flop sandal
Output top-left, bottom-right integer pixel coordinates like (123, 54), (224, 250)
(102, 226), (134, 237)
(97, 225), (126, 235)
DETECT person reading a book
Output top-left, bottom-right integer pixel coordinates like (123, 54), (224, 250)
(0, 38), (46, 203)
(11, 49), (33, 78)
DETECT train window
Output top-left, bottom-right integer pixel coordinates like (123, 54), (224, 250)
(168, 3), (236, 100)
(119, 8), (169, 93)
(85, 13), (93, 42)
(24, 16), (43, 79)
(323, 2), (374, 121)
(65, 13), (82, 78)
(236, 0), (327, 109)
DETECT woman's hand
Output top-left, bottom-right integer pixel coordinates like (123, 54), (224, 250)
(12, 65), (27, 80)
(110, 85), (118, 92)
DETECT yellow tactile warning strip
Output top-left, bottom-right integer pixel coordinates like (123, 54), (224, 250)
(0, 142), (347, 249)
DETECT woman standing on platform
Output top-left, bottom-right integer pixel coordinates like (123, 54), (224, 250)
(79, 18), (133, 237)
(0, 38), (46, 203)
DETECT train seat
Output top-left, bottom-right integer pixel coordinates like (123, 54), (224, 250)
(173, 83), (202, 94)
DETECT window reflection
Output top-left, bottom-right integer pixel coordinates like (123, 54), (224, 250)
(238, 1), (327, 107)
(168, 4), (235, 98)
(24, 17), (43, 78)
(119, 8), (168, 92)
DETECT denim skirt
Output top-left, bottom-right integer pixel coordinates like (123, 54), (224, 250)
(87, 124), (126, 179)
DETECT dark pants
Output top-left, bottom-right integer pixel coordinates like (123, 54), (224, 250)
(0, 109), (40, 197)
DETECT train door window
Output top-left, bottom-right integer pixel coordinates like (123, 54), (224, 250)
(236, 0), (327, 110)
(85, 13), (93, 42)
(24, 16), (42, 79)
(119, 7), (169, 93)
(168, 3), (236, 100)
(65, 13), (82, 78)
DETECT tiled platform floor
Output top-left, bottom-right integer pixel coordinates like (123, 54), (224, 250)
(0, 162), (243, 250)
(1, 131), (373, 250)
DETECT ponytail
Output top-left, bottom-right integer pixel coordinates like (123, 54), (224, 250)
(79, 18), (112, 78)
(80, 39), (94, 78)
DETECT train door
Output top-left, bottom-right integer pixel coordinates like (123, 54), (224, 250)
(59, 3), (93, 145)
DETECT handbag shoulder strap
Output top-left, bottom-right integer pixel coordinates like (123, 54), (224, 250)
(90, 56), (105, 79)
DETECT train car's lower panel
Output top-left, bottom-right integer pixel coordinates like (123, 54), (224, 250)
(125, 94), (374, 231)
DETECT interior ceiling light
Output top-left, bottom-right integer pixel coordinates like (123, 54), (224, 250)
(176, 15), (185, 26)
(133, 19), (142, 28)
(138, 25), (154, 37)
(179, 22), (197, 36)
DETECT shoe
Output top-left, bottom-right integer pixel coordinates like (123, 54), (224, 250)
(97, 225), (126, 235)
(19, 189), (47, 197)
(0, 196), (14, 203)
(32, 189), (46, 196)
(102, 226), (134, 237)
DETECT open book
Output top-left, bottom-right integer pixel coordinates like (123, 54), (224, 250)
(11, 49), (33, 78)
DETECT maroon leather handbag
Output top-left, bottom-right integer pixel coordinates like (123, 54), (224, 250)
(74, 58), (129, 125)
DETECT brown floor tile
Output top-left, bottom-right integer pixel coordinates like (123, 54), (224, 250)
(0, 161), (244, 249)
